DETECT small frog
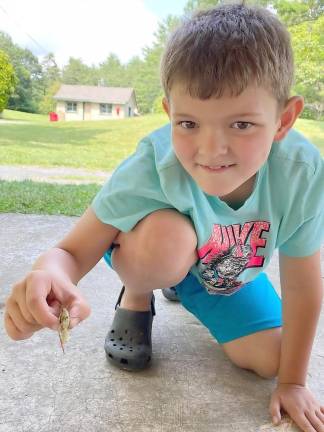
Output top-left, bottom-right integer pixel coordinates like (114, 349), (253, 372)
(58, 307), (70, 354)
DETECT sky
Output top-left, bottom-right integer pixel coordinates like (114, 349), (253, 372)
(0, 0), (189, 67)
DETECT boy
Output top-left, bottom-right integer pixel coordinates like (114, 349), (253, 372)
(4, 4), (324, 430)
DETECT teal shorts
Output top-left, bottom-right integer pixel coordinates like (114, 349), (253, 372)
(104, 248), (282, 344)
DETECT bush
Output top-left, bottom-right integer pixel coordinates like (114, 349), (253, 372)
(0, 50), (16, 113)
(152, 93), (165, 114)
(301, 104), (324, 121)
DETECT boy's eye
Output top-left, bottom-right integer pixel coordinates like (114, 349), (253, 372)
(178, 121), (197, 129)
(232, 122), (254, 130)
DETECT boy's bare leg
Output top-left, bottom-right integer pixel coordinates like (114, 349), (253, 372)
(221, 327), (282, 378)
(110, 209), (198, 311)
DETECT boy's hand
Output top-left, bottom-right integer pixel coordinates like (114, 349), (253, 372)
(270, 383), (324, 431)
(4, 269), (91, 340)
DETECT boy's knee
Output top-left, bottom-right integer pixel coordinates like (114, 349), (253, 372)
(115, 209), (198, 281)
(253, 357), (280, 379)
(222, 328), (281, 379)
(228, 351), (279, 379)
(140, 209), (198, 274)
(141, 209), (197, 248)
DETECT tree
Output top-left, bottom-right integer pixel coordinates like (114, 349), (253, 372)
(41, 53), (61, 91)
(38, 80), (61, 114)
(184, 0), (220, 12)
(62, 57), (97, 85)
(130, 15), (181, 113)
(0, 32), (42, 112)
(98, 54), (127, 87)
(0, 50), (16, 115)
(184, 0), (271, 13)
(290, 15), (324, 119)
(184, 0), (323, 18)
(152, 92), (166, 114)
(37, 53), (61, 114)
(274, 0), (324, 26)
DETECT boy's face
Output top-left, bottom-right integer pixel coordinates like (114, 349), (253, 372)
(163, 83), (283, 204)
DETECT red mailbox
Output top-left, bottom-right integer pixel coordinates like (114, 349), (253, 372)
(49, 112), (58, 122)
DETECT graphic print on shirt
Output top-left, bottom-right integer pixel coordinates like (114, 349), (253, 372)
(198, 221), (270, 296)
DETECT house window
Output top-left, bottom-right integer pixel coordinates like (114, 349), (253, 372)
(66, 102), (77, 113)
(100, 103), (112, 114)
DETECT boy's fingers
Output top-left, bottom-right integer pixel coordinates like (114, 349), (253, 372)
(18, 296), (40, 326)
(6, 299), (42, 334)
(305, 411), (324, 432)
(316, 410), (324, 422)
(4, 311), (34, 341)
(69, 302), (91, 329)
(4, 288), (42, 340)
(294, 414), (317, 432)
(25, 277), (59, 329)
(47, 299), (61, 317)
(269, 398), (281, 425)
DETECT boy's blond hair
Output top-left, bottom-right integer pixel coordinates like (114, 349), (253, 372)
(160, 4), (294, 110)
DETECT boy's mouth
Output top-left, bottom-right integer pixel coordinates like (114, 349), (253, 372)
(199, 164), (235, 172)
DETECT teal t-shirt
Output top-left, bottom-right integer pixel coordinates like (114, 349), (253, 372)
(92, 124), (324, 296)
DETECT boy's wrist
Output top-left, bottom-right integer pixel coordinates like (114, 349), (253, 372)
(277, 369), (307, 387)
(32, 247), (81, 285)
(277, 382), (306, 388)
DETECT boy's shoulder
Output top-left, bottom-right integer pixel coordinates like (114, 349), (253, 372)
(141, 123), (175, 168)
(147, 122), (171, 144)
(269, 128), (322, 173)
(267, 128), (323, 217)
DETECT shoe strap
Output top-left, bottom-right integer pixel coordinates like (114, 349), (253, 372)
(115, 286), (156, 316)
(115, 286), (125, 309)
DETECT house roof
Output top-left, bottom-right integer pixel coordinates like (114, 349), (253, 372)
(54, 85), (135, 105)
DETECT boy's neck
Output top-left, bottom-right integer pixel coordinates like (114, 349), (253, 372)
(219, 175), (256, 209)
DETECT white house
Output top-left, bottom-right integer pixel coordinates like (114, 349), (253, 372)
(53, 85), (138, 121)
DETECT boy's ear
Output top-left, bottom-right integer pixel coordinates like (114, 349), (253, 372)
(162, 97), (171, 118)
(274, 96), (304, 141)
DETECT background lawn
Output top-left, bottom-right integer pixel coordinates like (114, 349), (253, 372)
(0, 180), (100, 216)
(0, 110), (323, 216)
(1, 109), (323, 171)
(2, 109), (49, 123)
(0, 110), (169, 171)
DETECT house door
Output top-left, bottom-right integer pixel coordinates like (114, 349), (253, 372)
(84, 103), (92, 120)
(128, 107), (132, 117)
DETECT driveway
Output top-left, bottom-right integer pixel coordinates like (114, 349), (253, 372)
(0, 165), (111, 185)
(0, 213), (323, 431)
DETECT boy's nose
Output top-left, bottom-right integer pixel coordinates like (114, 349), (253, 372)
(199, 130), (228, 158)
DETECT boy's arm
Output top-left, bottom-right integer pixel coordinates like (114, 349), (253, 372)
(32, 206), (120, 285)
(5, 207), (120, 340)
(278, 249), (323, 386)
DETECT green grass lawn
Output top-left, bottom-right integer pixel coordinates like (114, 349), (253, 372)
(0, 180), (100, 216)
(1, 109), (323, 172)
(0, 109), (323, 216)
(2, 109), (49, 123)
(0, 110), (169, 171)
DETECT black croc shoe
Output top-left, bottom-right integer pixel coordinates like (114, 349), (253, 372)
(161, 287), (179, 302)
(105, 287), (155, 371)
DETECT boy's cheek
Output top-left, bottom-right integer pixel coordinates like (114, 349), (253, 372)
(174, 148), (196, 168)
(172, 138), (196, 162)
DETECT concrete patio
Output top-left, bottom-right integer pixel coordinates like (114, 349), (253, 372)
(0, 213), (323, 432)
